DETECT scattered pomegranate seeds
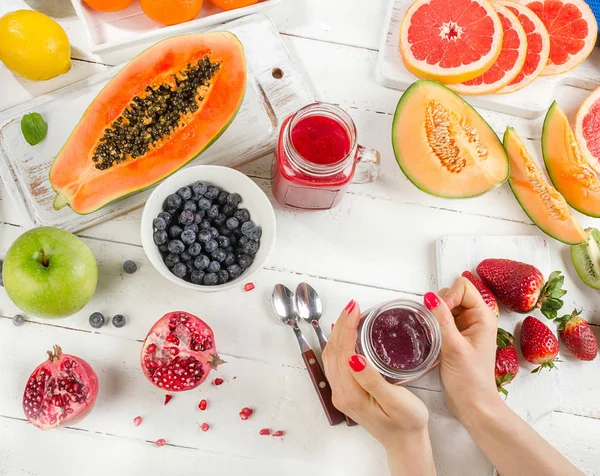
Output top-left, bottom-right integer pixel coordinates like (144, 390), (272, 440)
(233, 376), (237, 380)
(155, 439), (167, 447)
(272, 431), (285, 437)
(133, 416), (143, 426)
(244, 282), (255, 292)
(198, 399), (208, 411)
(239, 407), (254, 420)
(331, 323), (335, 330)
(201, 423), (210, 432)
(213, 378), (224, 386)
(164, 394), (173, 405)
(259, 428), (271, 436)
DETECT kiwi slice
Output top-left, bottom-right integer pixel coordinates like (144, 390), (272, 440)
(571, 228), (600, 289)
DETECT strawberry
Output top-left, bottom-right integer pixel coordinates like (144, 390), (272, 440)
(556, 310), (598, 361)
(495, 328), (519, 396)
(462, 271), (500, 318)
(476, 259), (566, 319)
(520, 316), (560, 373)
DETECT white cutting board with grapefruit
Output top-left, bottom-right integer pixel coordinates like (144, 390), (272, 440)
(436, 235), (559, 422)
(377, 0), (600, 118)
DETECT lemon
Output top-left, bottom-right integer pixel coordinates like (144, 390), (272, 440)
(0, 10), (71, 81)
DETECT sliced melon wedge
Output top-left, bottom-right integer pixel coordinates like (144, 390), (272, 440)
(503, 127), (587, 245)
(392, 80), (509, 198)
(542, 101), (600, 218)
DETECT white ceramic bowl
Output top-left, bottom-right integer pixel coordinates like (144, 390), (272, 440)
(141, 165), (276, 292)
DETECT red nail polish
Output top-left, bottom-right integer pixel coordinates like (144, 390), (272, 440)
(344, 300), (356, 313)
(348, 355), (366, 372)
(424, 292), (441, 310)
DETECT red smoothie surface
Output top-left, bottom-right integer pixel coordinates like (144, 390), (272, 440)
(291, 115), (351, 165)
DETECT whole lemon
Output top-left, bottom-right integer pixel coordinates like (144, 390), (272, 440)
(0, 10), (71, 81)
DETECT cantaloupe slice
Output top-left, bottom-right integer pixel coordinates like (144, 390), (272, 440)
(504, 127), (587, 245)
(542, 101), (600, 218)
(392, 80), (509, 198)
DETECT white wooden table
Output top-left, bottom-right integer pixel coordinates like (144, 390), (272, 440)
(1, 1), (599, 475)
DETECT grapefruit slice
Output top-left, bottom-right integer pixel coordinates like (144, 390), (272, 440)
(400, 0), (504, 84)
(451, 3), (527, 95)
(496, 1), (550, 94)
(520, 0), (597, 75)
(575, 85), (600, 174)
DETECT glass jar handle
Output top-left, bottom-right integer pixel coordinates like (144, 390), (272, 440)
(352, 145), (380, 184)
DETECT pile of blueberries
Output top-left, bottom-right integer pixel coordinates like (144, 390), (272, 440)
(153, 182), (262, 286)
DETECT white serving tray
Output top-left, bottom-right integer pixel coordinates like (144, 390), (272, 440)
(71, 0), (281, 53)
(0, 14), (313, 233)
(376, 0), (600, 118)
(436, 235), (559, 423)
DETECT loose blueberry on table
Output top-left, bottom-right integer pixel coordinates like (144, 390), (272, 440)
(153, 182), (262, 286)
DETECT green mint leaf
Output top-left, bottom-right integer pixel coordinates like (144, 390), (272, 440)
(21, 113), (48, 146)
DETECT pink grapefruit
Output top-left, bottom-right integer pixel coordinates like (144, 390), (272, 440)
(451, 3), (527, 95)
(520, 0), (597, 75)
(575, 85), (600, 174)
(400, 0), (504, 84)
(496, 1), (550, 94)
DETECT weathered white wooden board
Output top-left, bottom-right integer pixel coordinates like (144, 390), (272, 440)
(436, 235), (559, 422)
(376, 0), (600, 118)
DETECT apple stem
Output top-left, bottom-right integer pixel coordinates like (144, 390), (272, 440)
(39, 248), (49, 268)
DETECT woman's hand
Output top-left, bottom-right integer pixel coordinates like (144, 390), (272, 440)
(423, 277), (499, 424)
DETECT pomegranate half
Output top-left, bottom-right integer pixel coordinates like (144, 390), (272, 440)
(141, 311), (224, 391)
(23, 345), (99, 430)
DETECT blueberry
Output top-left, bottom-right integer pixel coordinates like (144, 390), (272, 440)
(158, 211), (173, 227)
(164, 254), (180, 268)
(222, 204), (236, 217)
(213, 213), (227, 226)
(226, 193), (242, 206)
(199, 219), (212, 230)
(246, 226), (262, 241)
(168, 240), (185, 254)
(224, 246), (234, 254)
(183, 200), (197, 213)
(188, 242), (202, 257)
(217, 236), (231, 248)
(194, 255), (210, 270)
(89, 312), (105, 329)
(153, 216), (167, 231)
(112, 314), (126, 328)
(209, 227), (219, 239)
(241, 221), (256, 236)
(239, 236), (251, 247)
(192, 181), (208, 196)
(225, 217), (240, 230)
(227, 264), (242, 279)
(166, 207), (180, 216)
(166, 194), (182, 210)
(180, 251), (192, 262)
(207, 204), (219, 219)
(181, 229), (196, 245)
(12, 314), (25, 326)
(208, 261), (221, 273)
(223, 252), (236, 267)
(123, 260), (137, 274)
(178, 210), (194, 226)
(185, 223), (199, 235)
(234, 208), (250, 223)
(177, 186), (192, 200)
(211, 249), (227, 263)
(191, 269), (205, 284)
(158, 244), (169, 253)
(203, 273), (219, 286)
(217, 270), (230, 284)
(168, 225), (183, 239)
(198, 198), (212, 211)
(154, 230), (168, 245)
(219, 227), (232, 237)
(172, 262), (187, 279)
(237, 254), (253, 269)
(230, 235), (239, 246)
(216, 191), (229, 204)
(193, 211), (205, 224)
(204, 239), (218, 254)
(241, 239), (260, 255)
(205, 186), (220, 200)
(198, 229), (212, 243)
(186, 261), (195, 275)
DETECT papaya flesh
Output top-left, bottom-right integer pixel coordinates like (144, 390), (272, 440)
(504, 127), (587, 245)
(49, 31), (246, 214)
(392, 80), (509, 198)
(542, 101), (600, 218)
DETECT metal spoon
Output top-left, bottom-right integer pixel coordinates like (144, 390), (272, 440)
(272, 284), (345, 426)
(296, 282), (328, 351)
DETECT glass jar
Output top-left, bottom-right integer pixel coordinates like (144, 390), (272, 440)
(356, 299), (441, 385)
(272, 103), (380, 210)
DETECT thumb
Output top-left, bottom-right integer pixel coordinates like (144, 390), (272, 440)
(348, 354), (398, 408)
(424, 292), (462, 353)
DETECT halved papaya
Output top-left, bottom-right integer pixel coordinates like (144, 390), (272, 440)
(542, 101), (600, 218)
(504, 127), (587, 245)
(50, 31), (246, 214)
(392, 80), (509, 198)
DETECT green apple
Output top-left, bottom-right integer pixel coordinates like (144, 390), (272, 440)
(2, 227), (98, 318)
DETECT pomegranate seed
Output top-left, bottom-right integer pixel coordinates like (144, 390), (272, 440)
(233, 376), (237, 380)
(155, 439), (167, 446)
(146, 343), (157, 353)
(133, 416), (143, 426)
(164, 394), (173, 405)
(198, 399), (207, 411)
(213, 378), (224, 386)
(244, 282), (255, 292)
(272, 431), (285, 437)
(201, 423), (210, 432)
(331, 323), (335, 330)
(259, 428), (271, 436)
(241, 407), (253, 416)
(239, 412), (248, 420)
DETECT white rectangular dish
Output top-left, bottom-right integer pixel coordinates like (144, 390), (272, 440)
(70, 0), (281, 53)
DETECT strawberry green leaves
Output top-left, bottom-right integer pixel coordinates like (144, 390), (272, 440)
(537, 270), (567, 320)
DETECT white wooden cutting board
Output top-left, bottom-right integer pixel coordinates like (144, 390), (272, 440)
(376, 0), (600, 118)
(436, 235), (559, 422)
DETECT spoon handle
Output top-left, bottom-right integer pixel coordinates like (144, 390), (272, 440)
(313, 323), (328, 351)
